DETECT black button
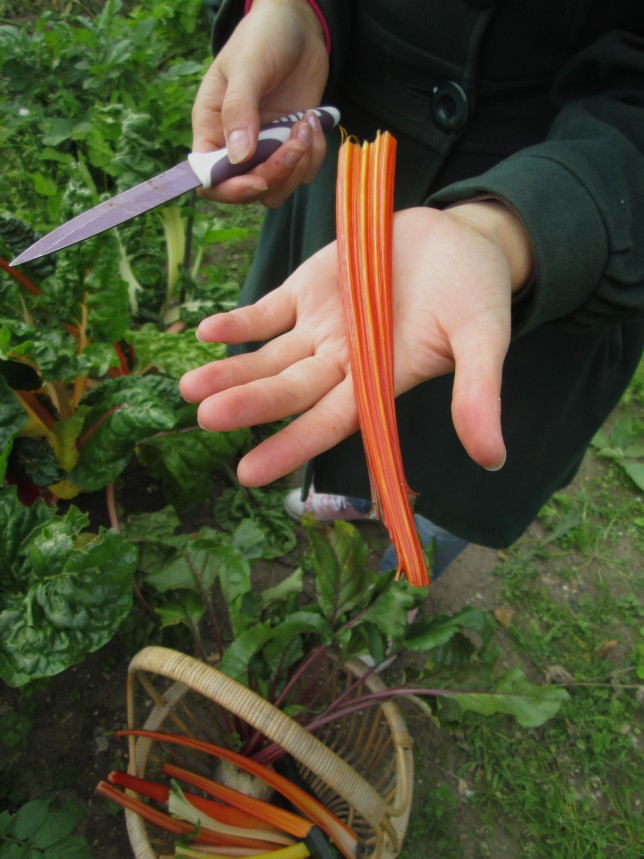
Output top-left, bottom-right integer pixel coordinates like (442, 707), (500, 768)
(431, 81), (470, 133)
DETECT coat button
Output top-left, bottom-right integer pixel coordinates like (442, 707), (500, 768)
(431, 81), (470, 133)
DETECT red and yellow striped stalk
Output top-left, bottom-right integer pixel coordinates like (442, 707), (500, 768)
(336, 131), (429, 587)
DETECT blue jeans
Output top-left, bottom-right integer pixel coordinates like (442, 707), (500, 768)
(380, 513), (469, 580)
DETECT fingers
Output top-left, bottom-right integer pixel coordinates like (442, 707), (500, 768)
(180, 322), (306, 405)
(236, 376), (360, 486)
(195, 285), (299, 348)
(450, 313), (510, 470)
(195, 351), (346, 435)
(197, 112), (327, 206)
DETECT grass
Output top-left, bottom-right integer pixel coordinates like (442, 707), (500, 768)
(400, 360), (644, 858)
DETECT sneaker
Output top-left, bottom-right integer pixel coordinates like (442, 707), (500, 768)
(284, 487), (372, 523)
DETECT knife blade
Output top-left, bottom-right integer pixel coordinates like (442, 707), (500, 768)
(11, 106), (340, 266)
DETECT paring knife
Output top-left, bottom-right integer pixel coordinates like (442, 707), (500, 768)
(11, 106), (341, 266)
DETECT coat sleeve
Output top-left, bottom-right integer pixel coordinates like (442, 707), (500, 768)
(429, 30), (644, 334)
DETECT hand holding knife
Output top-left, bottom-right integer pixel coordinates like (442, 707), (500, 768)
(11, 106), (340, 267)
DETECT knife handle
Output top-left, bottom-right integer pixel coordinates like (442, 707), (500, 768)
(187, 106), (340, 189)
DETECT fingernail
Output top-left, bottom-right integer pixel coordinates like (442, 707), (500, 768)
(244, 182), (267, 199)
(296, 121), (312, 146)
(282, 145), (305, 169)
(307, 111), (320, 131)
(226, 128), (251, 164)
(484, 450), (507, 472)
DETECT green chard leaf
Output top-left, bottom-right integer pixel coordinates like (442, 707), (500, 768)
(305, 520), (373, 622)
(137, 423), (251, 513)
(0, 376), (28, 483)
(70, 374), (183, 491)
(0, 486), (136, 686)
(125, 323), (225, 377)
(440, 668), (570, 728)
(212, 486), (295, 559)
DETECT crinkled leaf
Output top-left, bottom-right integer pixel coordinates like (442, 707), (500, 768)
(137, 423), (251, 512)
(442, 668), (569, 727)
(85, 235), (131, 344)
(122, 508), (189, 576)
(0, 376), (27, 482)
(18, 328), (81, 384)
(0, 486), (136, 686)
(112, 110), (165, 190)
(121, 506), (182, 542)
(71, 375), (182, 491)
(76, 342), (122, 379)
(10, 437), (64, 487)
(126, 324), (226, 378)
(212, 486), (296, 559)
(230, 518), (270, 561)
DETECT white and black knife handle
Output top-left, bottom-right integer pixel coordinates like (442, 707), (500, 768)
(187, 106), (341, 189)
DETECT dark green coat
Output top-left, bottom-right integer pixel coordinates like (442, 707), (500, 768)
(210, 0), (644, 547)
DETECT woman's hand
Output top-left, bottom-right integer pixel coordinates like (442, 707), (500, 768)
(180, 203), (533, 485)
(192, 0), (330, 207)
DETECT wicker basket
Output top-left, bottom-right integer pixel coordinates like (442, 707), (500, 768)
(124, 645), (414, 859)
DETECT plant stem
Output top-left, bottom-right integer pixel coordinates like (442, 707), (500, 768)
(185, 554), (225, 660)
(0, 256), (41, 296)
(106, 483), (120, 532)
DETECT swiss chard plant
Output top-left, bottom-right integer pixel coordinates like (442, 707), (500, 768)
(0, 484), (136, 687)
(0, 0), (264, 686)
(0, 0), (261, 510)
(123, 508), (569, 743)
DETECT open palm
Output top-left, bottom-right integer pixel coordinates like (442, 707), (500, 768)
(180, 207), (513, 485)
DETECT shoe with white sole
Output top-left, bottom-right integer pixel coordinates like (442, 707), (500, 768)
(284, 487), (372, 523)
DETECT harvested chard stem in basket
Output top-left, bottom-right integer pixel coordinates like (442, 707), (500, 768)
(336, 131), (429, 587)
(118, 729), (359, 859)
(106, 770), (293, 845)
(175, 844), (311, 857)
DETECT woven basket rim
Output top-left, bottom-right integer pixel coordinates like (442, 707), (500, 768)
(124, 645), (413, 859)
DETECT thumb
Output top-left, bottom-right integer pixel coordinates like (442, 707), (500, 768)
(450, 321), (509, 471)
(191, 62), (262, 158)
(219, 68), (267, 164)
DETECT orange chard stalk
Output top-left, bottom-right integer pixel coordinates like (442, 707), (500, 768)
(117, 729), (359, 859)
(163, 763), (312, 840)
(97, 779), (284, 851)
(336, 131), (429, 587)
(96, 781), (246, 849)
(107, 770), (286, 835)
